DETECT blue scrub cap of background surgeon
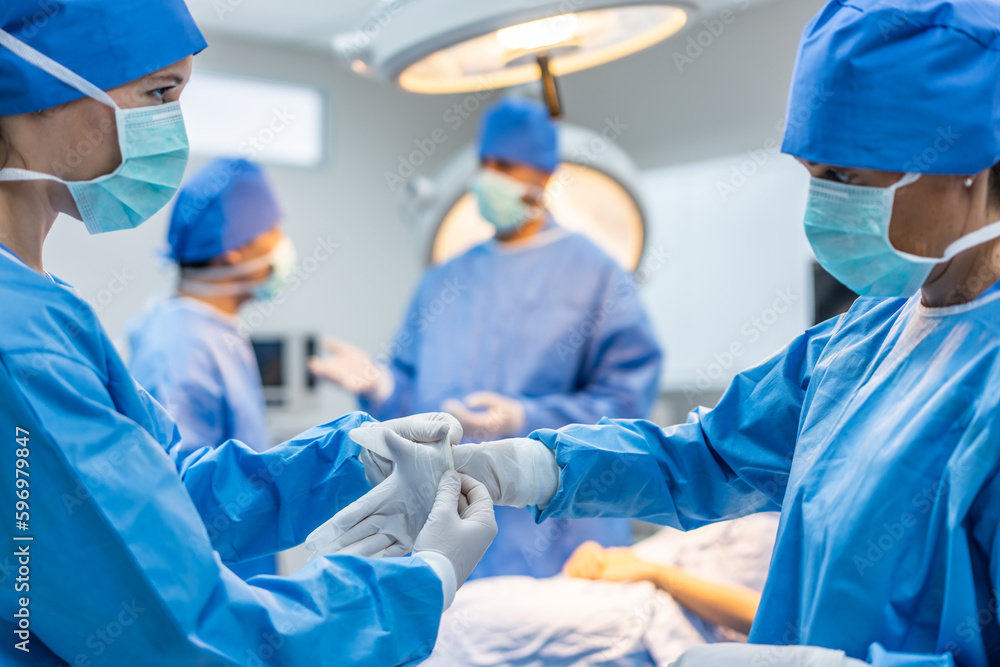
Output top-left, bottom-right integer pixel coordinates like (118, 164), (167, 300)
(479, 97), (560, 174)
(782, 0), (1000, 175)
(168, 159), (283, 264)
(0, 0), (206, 115)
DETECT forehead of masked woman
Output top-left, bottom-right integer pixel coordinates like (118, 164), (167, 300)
(781, 0), (1000, 175)
(0, 0), (206, 115)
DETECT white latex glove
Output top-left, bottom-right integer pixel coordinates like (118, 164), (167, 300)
(309, 338), (393, 400)
(305, 426), (454, 559)
(442, 391), (526, 441)
(414, 471), (498, 590)
(357, 413), (464, 486)
(669, 644), (870, 667)
(452, 437), (561, 509)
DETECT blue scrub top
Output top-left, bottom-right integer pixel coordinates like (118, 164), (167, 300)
(532, 288), (1000, 666)
(363, 223), (663, 578)
(128, 298), (270, 454)
(128, 297), (277, 579)
(0, 247), (444, 665)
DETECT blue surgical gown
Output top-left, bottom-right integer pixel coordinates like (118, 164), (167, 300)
(531, 287), (1000, 666)
(0, 248), (443, 666)
(128, 297), (276, 579)
(362, 224), (663, 578)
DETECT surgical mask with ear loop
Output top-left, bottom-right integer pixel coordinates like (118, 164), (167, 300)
(470, 169), (545, 233)
(804, 173), (1000, 298)
(179, 237), (298, 302)
(0, 30), (189, 234)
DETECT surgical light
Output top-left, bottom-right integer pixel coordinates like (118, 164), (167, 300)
(495, 15), (580, 51)
(334, 1), (696, 95)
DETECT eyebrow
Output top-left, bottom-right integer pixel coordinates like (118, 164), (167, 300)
(145, 73), (186, 87)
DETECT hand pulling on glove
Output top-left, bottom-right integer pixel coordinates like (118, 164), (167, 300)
(305, 424), (454, 559)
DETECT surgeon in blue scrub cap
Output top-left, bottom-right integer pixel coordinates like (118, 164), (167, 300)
(0, 2), (496, 665)
(311, 97), (663, 579)
(128, 158), (296, 580)
(343, 2), (1000, 665)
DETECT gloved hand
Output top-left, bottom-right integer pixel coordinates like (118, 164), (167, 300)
(305, 425), (454, 559)
(414, 471), (497, 589)
(357, 413), (463, 486)
(669, 644), (870, 667)
(309, 338), (392, 400)
(442, 391), (526, 440)
(452, 437), (561, 509)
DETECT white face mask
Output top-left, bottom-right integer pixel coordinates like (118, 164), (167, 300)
(0, 30), (189, 235)
(179, 237), (298, 302)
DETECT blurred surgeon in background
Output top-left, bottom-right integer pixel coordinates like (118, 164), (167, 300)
(128, 158), (295, 579)
(311, 96), (663, 578)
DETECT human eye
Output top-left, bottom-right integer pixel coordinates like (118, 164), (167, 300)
(824, 168), (851, 184)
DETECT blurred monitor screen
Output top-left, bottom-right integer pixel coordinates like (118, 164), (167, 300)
(252, 339), (285, 389)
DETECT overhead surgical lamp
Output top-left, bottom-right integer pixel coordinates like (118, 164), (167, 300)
(334, 0), (697, 97)
(400, 124), (648, 272)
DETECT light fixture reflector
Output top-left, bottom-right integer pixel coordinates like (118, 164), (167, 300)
(496, 14), (580, 51)
(398, 5), (689, 94)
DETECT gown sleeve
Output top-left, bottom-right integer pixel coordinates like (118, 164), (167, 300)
(530, 315), (843, 529)
(519, 269), (663, 430)
(171, 413), (377, 563)
(0, 349), (442, 666)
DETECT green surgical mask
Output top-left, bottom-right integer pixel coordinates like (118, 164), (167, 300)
(470, 170), (541, 233)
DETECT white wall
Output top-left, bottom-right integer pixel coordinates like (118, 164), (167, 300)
(639, 153), (814, 397)
(41, 0), (828, 432)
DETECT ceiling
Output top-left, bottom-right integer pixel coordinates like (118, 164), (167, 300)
(185, 0), (381, 50)
(185, 0), (788, 54)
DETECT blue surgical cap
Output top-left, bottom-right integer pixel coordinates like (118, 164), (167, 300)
(168, 159), (283, 264)
(782, 0), (1000, 175)
(479, 97), (560, 174)
(0, 0), (206, 115)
